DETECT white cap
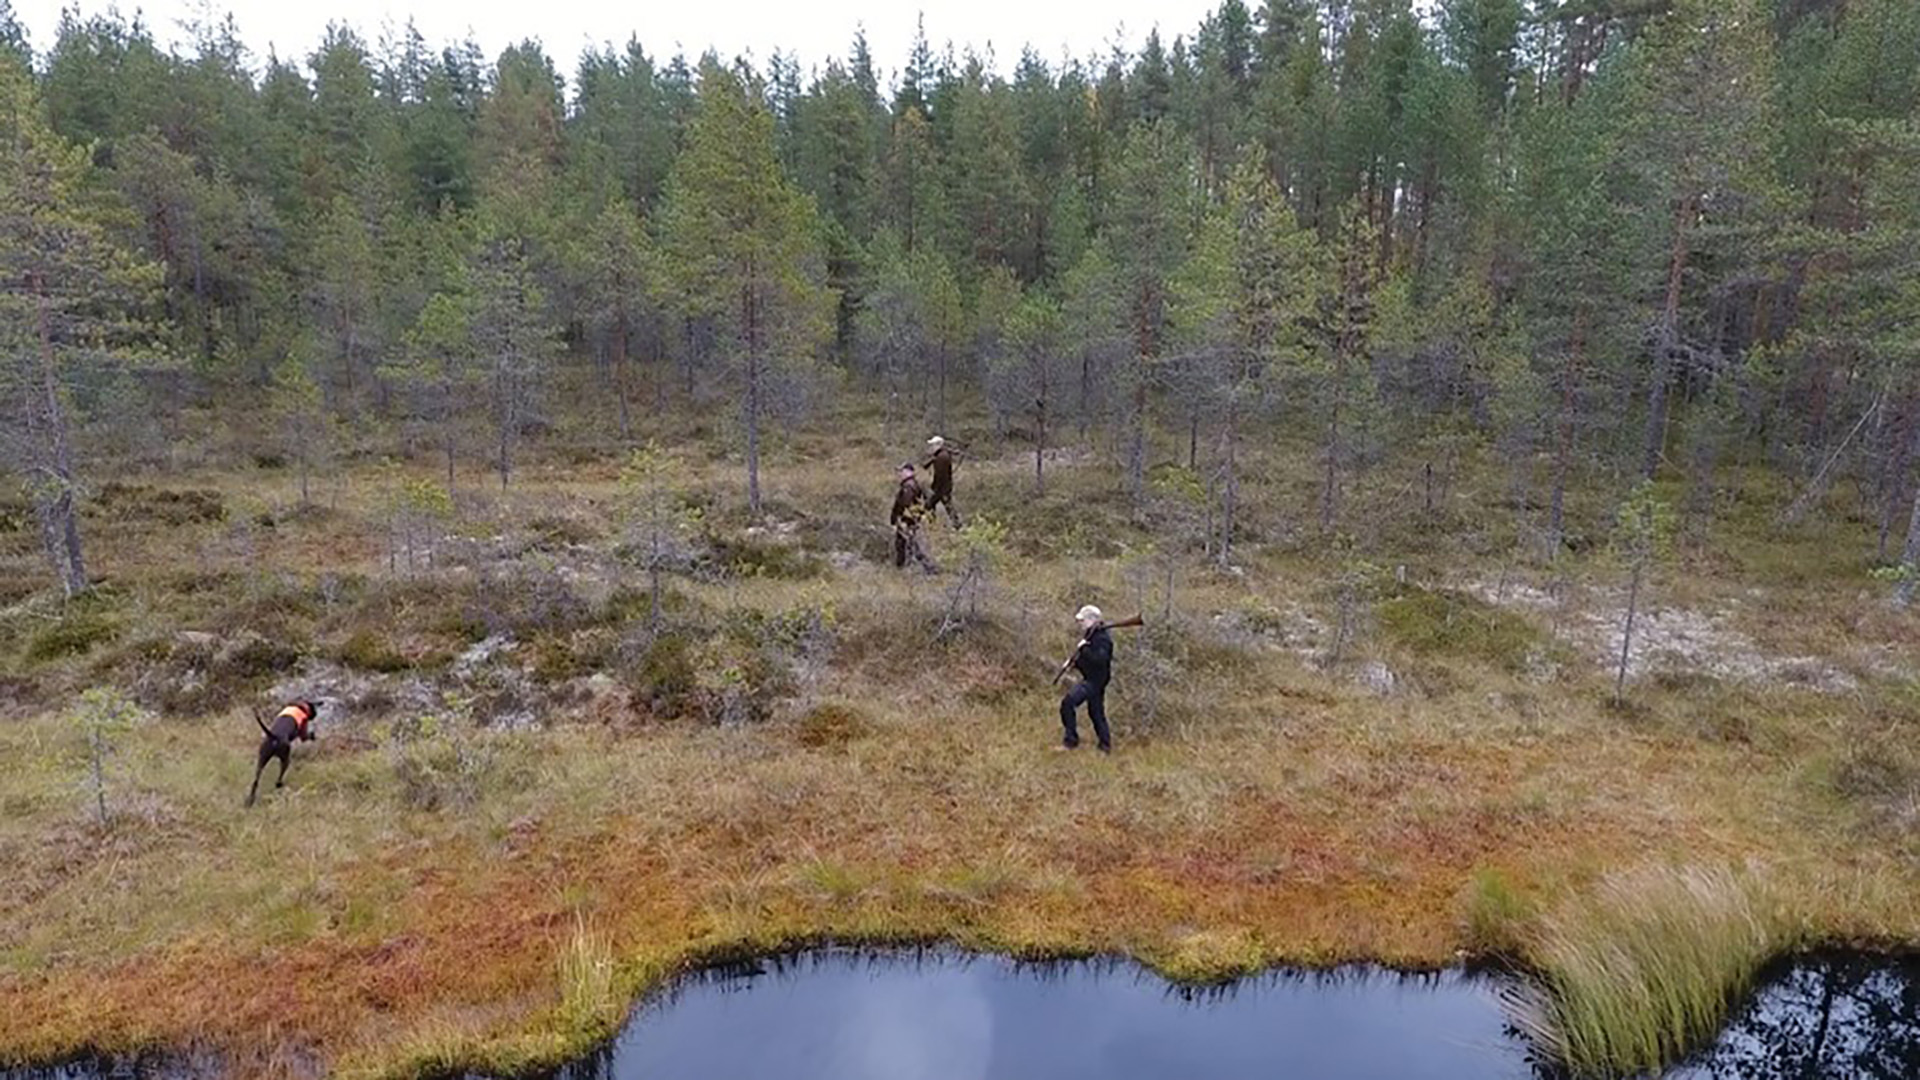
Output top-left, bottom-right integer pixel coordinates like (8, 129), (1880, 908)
(927, 435), (946, 448)
(1075, 605), (1103, 624)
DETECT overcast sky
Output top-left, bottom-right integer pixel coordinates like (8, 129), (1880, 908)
(14, 0), (1227, 84)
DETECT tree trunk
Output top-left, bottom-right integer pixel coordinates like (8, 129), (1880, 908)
(497, 366), (511, 491)
(1898, 476), (1920, 606)
(1035, 394), (1046, 494)
(32, 272), (87, 597)
(936, 345), (948, 433)
(1220, 395), (1238, 567)
(1877, 400), (1917, 560)
(1615, 558), (1643, 702)
(614, 297), (634, 443)
(1643, 195), (1694, 478)
(649, 530), (664, 628)
(90, 729), (108, 827)
(1078, 350), (1090, 440)
(743, 277), (763, 518)
(1320, 396), (1340, 532)
(1549, 307), (1588, 559)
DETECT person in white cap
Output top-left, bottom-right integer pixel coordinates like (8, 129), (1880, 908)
(1057, 604), (1113, 753)
(921, 436), (962, 527)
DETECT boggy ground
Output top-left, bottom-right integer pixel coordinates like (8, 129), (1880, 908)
(3, 413), (1919, 1078)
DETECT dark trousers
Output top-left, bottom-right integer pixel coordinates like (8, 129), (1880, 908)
(1060, 680), (1110, 750)
(894, 526), (934, 572)
(925, 488), (960, 526)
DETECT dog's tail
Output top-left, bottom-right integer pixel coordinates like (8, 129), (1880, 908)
(253, 708), (272, 736)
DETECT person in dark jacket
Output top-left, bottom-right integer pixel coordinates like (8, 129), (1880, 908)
(922, 436), (962, 527)
(890, 462), (936, 573)
(1058, 604), (1113, 753)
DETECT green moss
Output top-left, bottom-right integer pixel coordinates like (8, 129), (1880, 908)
(25, 608), (121, 663)
(335, 629), (411, 673)
(1377, 586), (1545, 673)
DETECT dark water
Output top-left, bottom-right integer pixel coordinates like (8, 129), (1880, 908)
(8, 951), (1919, 1079)
(1666, 952), (1920, 1080)
(543, 951), (1537, 1080)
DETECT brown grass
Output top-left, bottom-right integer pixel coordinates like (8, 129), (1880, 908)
(2, 415), (1918, 1078)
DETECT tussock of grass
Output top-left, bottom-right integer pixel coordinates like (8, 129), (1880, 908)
(1460, 867), (1533, 957)
(794, 702), (870, 748)
(1510, 865), (1801, 1078)
(553, 916), (619, 1034)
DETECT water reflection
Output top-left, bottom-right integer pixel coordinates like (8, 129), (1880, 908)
(541, 948), (1540, 1080)
(1672, 952), (1920, 1079)
(4, 951), (1916, 1079)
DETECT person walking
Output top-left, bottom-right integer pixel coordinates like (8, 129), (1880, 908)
(922, 436), (962, 527)
(890, 462), (936, 573)
(1057, 604), (1113, 753)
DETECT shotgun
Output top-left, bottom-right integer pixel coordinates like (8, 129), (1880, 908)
(1051, 614), (1144, 685)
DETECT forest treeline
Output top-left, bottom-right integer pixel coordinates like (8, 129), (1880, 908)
(0, 0), (1917, 598)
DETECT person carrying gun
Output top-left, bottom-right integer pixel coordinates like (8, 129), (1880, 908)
(922, 435), (963, 527)
(890, 462), (936, 574)
(1052, 605), (1141, 753)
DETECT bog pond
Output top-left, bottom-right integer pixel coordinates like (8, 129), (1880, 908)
(8, 948), (1919, 1079)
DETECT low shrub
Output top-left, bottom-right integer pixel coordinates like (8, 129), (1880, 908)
(26, 608), (121, 663)
(701, 528), (823, 580)
(794, 702), (870, 748)
(89, 481), (226, 526)
(381, 712), (517, 811)
(528, 514), (603, 551)
(336, 629), (411, 673)
(528, 629), (616, 684)
(621, 631), (702, 720)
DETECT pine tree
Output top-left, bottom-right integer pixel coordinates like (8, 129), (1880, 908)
(0, 0), (28, 67)
(267, 351), (333, 505)
(1619, 0), (1774, 479)
(403, 278), (474, 490)
(1172, 161), (1321, 561)
(468, 218), (558, 490)
(1106, 122), (1190, 499)
(989, 289), (1069, 491)
(569, 200), (656, 441)
(0, 58), (161, 597)
(659, 59), (832, 516)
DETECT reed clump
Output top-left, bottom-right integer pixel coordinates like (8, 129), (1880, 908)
(1509, 865), (1801, 1077)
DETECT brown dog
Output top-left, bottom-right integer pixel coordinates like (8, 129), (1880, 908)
(247, 699), (320, 807)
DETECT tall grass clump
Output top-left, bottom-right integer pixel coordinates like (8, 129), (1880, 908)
(1508, 865), (1799, 1077)
(1460, 867), (1533, 956)
(554, 915), (619, 1035)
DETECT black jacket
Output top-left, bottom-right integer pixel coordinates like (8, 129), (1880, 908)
(1072, 626), (1113, 688)
(923, 448), (955, 496)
